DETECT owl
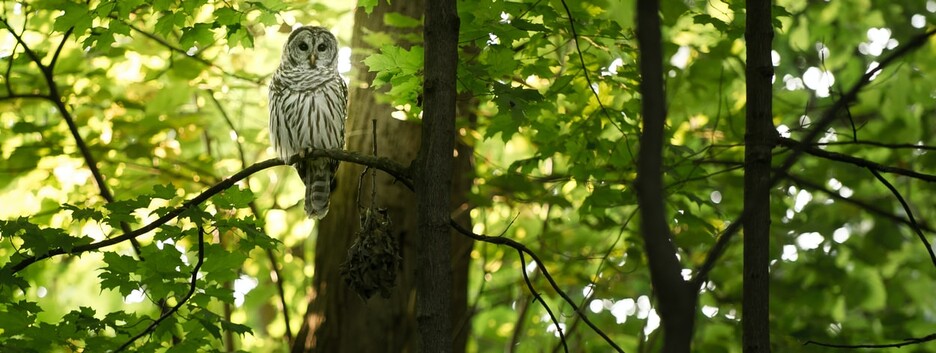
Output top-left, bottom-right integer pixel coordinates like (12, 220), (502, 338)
(269, 26), (348, 219)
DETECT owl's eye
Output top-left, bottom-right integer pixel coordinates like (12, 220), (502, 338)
(317, 43), (327, 52)
(298, 42), (309, 51)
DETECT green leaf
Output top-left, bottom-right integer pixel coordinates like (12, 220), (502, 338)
(359, 0), (378, 14)
(0, 302), (39, 334)
(146, 85), (194, 118)
(384, 13), (421, 28)
(179, 23), (215, 49)
(511, 19), (548, 32)
(213, 186), (254, 209)
(116, 0), (146, 17)
(202, 285), (235, 303)
(151, 184), (177, 200)
(54, 3), (92, 34)
(200, 244), (247, 282)
(153, 0), (176, 12)
(103, 199), (147, 227)
(214, 8), (243, 26)
(364, 46), (424, 77)
(482, 46), (518, 77)
(181, 0), (209, 16)
(693, 14), (728, 32)
(221, 319), (252, 336)
(63, 204), (104, 222)
(154, 12), (181, 37)
(193, 310), (222, 340)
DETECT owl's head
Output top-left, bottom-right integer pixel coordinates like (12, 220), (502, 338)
(281, 26), (339, 70)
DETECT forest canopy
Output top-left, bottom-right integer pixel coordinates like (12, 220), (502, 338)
(2, 0), (936, 352)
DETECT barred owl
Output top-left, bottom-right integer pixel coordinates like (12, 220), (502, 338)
(269, 26), (348, 219)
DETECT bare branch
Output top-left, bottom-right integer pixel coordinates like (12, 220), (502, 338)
(0, 16), (45, 71)
(773, 28), (936, 183)
(805, 333), (936, 349)
(867, 169), (936, 269)
(778, 137), (936, 182)
(783, 172), (936, 234)
(448, 221), (625, 353)
(49, 27), (73, 71)
(517, 250), (568, 353)
(815, 140), (936, 152)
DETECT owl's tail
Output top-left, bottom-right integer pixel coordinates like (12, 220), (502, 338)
(296, 158), (336, 219)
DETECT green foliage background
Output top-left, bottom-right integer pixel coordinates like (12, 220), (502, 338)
(2, 0), (936, 352)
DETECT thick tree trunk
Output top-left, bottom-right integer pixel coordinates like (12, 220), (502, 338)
(291, 1), (473, 352)
(415, 0), (459, 351)
(743, 1), (775, 352)
(634, 0), (696, 351)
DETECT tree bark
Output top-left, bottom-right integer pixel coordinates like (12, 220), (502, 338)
(743, 1), (775, 352)
(292, 1), (473, 352)
(414, 0), (459, 351)
(634, 0), (696, 352)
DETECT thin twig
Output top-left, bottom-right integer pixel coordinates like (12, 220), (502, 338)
(867, 169), (936, 269)
(805, 333), (936, 349)
(371, 119), (377, 208)
(118, 18), (263, 84)
(206, 89), (249, 167)
(783, 171), (936, 234)
(518, 249), (568, 353)
(557, 0), (635, 161)
(814, 140), (936, 151)
(778, 137), (936, 182)
(448, 220), (624, 353)
(0, 17), (44, 70)
(114, 225), (206, 352)
(50, 27), (73, 70)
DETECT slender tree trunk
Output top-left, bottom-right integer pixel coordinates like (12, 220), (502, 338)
(415, 0), (459, 351)
(292, 1), (473, 352)
(743, 1), (775, 352)
(634, 0), (696, 351)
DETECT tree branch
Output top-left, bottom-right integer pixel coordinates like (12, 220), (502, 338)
(447, 221), (624, 353)
(114, 225), (206, 352)
(866, 168), (936, 269)
(6, 149), (410, 274)
(518, 250), (568, 353)
(49, 27), (73, 71)
(0, 17), (45, 71)
(1, 143), (627, 351)
(773, 28), (936, 184)
(778, 137), (936, 182)
(816, 140), (936, 151)
(783, 171), (936, 233)
(692, 28), (936, 287)
(118, 19), (263, 84)
(805, 333), (936, 349)
(635, 0), (695, 350)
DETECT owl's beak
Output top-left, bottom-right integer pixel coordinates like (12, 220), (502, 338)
(309, 53), (317, 67)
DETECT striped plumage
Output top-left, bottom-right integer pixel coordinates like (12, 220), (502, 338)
(269, 26), (348, 219)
